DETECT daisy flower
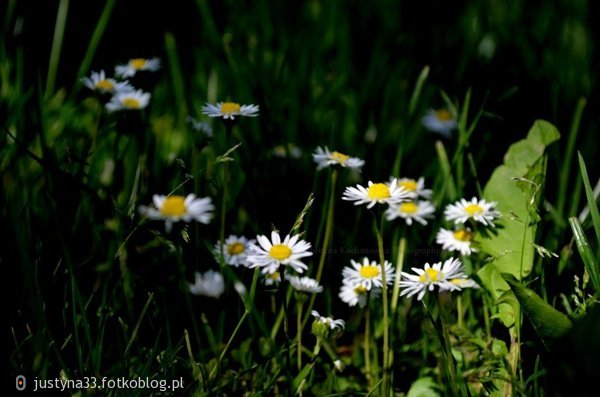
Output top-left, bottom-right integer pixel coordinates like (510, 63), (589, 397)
(436, 228), (478, 256)
(422, 108), (457, 138)
(247, 231), (312, 275)
(263, 271), (281, 286)
(441, 277), (480, 291)
(189, 270), (225, 298)
(213, 235), (255, 267)
(81, 70), (132, 94)
(288, 276), (323, 294)
(105, 89), (151, 112)
(394, 177), (432, 199)
(338, 280), (380, 308)
(115, 57), (161, 78)
(342, 257), (395, 290)
(444, 197), (500, 227)
(311, 310), (345, 331)
(201, 102), (259, 120)
(139, 194), (214, 232)
(342, 179), (411, 209)
(399, 258), (468, 301)
(312, 146), (364, 171)
(385, 200), (435, 225)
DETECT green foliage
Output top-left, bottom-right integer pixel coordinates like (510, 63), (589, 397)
(478, 121), (560, 327)
(569, 217), (600, 295)
(406, 377), (440, 397)
(505, 277), (572, 348)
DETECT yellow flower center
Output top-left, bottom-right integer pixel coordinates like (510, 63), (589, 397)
(359, 265), (380, 279)
(130, 58), (147, 69)
(399, 202), (419, 214)
(418, 268), (443, 283)
(367, 183), (390, 200)
(399, 179), (418, 191)
(268, 271), (281, 280)
(435, 109), (453, 121)
(160, 196), (187, 217)
(122, 97), (141, 109)
(269, 244), (292, 261)
(220, 102), (241, 114)
(450, 278), (467, 286)
(227, 242), (245, 255)
(95, 79), (114, 91)
(354, 285), (367, 294)
(331, 151), (350, 164)
(465, 204), (484, 216)
(453, 229), (473, 242)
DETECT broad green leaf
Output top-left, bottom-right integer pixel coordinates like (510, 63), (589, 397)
(480, 120), (560, 279)
(505, 278), (572, 347)
(407, 377), (440, 397)
(477, 263), (516, 328)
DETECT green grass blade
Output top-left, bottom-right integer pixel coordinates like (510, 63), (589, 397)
(45, 0), (70, 99)
(556, 98), (586, 217)
(577, 152), (600, 246)
(408, 65), (429, 118)
(123, 292), (154, 357)
(165, 32), (189, 123)
(569, 217), (600, 294)
(73, 0), (116, 93)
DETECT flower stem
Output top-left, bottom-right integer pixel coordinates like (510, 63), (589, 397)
(208, 310), (249, 378)
(302, 169), (337, 329)
(364, 304), (372, 389)
(315, 169), (337, 282)
(296, 300), (304, 371)
(436, 295), (462, 397)
(390, 235), (407, 313)
(219, 161), (229, 268)
(375, 216), (390, 397)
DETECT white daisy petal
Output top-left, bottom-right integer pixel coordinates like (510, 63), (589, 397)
(106, 89), (151, 112)
(139, 193), (213, 232)
(422, 108), (457, 137)
(189, 270), (224, 298)
(399, 257), (477, 301)
(115, 57), (161, 78)
(246, 231), (312, 275)
(201, 101), (259, 119)
(444, 197), (500, 227)
(312, 146), (364, 171)
(385, 200), (435, 225)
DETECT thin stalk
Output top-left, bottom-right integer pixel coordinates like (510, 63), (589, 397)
(45, 0), (70, 99)
(364, 304), (372, 389)
(440, 309), (460, 397)
(279, 273), (293, 393)
(557, 97), (586, 217)
(219, 162), (229, 267)
(302, 169), (337, 329)
(315, 169), (337, 282)
(208, 310), (249, 378)
(375, 216), (390, 397)
(73, 0), (116, 93)
(390, 236), (407, 312)
(296, 300), (304, 371)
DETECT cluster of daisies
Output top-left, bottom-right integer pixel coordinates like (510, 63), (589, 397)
(132, 99), (497, 335)
(82, 57), (160, 111)
(314, 147), (501, 302)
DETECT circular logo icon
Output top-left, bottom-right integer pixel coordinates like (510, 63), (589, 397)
(16, 375), (26, 391)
